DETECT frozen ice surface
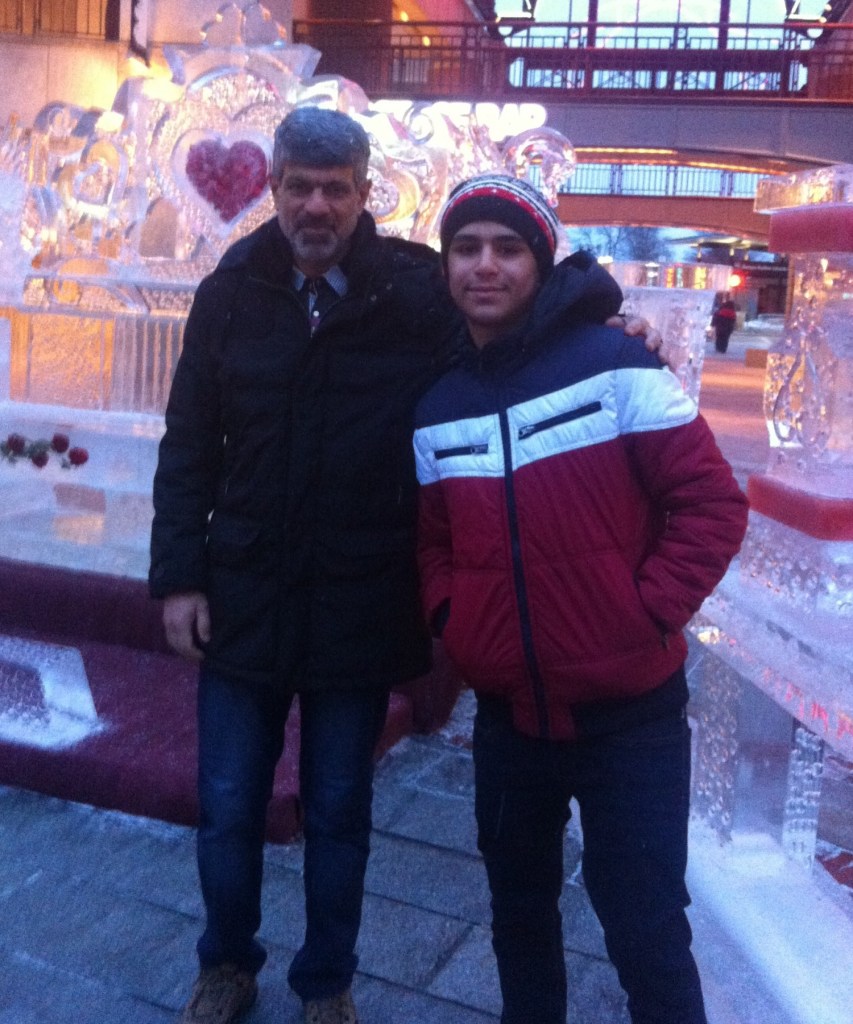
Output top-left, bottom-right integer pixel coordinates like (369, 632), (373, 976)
(618, 285), (718, 402)
(762, 251), (853, 494)
(755, 163), (853, 213)
(782, 727), (824, 868)
(689, 825), (853, 1024)
(0, 400), (159, 578)
(740, 512), (853, 623)
(694, 574), (853, 763)
(0, 634), (103, 748)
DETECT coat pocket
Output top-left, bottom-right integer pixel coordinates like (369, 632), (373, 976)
(206, 513), (267, 570)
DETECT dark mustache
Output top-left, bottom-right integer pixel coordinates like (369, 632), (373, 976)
(296, 219), (333, 231)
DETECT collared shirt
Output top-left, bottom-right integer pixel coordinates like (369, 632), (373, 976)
(292, 266), (347, 334)
(292, 265), (348, 302)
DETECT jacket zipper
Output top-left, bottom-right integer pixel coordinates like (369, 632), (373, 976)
(517, 400), (601, 439)
(498, 402), (551, 739)
(435, 443), (489, 459)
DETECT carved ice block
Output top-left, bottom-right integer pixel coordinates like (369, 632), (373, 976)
(0, 634), (103, 748)
(691, 165), (853, 858)
(782, 726), (824, 869)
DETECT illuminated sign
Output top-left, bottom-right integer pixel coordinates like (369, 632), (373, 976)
(373, 101), (548, 142)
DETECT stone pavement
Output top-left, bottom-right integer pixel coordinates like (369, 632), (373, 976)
(0, 340), (841, 1024)
(0, 689), (801, 1024)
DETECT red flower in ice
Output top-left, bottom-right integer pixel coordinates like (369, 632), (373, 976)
(185, 139), (269, 223)
(6, 433), (26, 455)
(1, 432), (90, 469)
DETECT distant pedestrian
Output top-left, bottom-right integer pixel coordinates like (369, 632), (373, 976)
(712, 296), (738, 353)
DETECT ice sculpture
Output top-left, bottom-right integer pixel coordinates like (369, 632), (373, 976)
(0, 121), (33, 304)
(610, 261), (731, 401)
(0, 0), (719, 580)
(0, 0), (583, 578)
(619, 284), (718, 402)
(690, 163), (853, 865)
(0, 3), (578, 293)
(0, 635), (102, 748)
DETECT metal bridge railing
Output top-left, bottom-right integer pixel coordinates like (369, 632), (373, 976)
(567, 163), (764, 199)
(292, 19), (853, 103)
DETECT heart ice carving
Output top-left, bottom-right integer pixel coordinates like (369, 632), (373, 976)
(184, 139), (268, 222)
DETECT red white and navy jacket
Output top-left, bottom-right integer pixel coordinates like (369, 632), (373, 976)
(414, 258), (749, 741)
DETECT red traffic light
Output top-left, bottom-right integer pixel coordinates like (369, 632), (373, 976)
(727, 272), (744, 289)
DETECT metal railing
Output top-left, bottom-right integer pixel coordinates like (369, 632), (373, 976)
(1, 0), (111, 39)
(568, 163), (764, 198)
(7, 308), (185, 413)
(292, 19), (853, 102)
(7, 273), (194, 414)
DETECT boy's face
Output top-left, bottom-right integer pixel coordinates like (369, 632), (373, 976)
(445, 221), (540, 348)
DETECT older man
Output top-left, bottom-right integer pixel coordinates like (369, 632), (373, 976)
(151, 108), (656, 1024)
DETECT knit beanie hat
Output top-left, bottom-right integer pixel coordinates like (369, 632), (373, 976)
(439, 174), (561, 281)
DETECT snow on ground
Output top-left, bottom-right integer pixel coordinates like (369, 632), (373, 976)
(689, 825), (853, 1024)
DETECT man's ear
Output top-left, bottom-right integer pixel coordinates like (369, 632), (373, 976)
(358, 178), (371, 209)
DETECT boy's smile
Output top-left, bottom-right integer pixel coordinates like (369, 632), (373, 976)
(446, 221), (541, 349)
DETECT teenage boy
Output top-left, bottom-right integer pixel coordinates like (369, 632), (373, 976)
(413, 174), (749, 1024)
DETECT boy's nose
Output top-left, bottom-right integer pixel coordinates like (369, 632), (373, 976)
(475, 245), (498, 271)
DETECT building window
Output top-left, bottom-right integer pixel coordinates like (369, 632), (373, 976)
(0, 0), (113, 38)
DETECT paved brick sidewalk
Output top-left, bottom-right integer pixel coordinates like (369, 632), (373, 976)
(0, 689), (803, 1024)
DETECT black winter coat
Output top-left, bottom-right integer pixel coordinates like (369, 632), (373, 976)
(150, 214), (454, 692)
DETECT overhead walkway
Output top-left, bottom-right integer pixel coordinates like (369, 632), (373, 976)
(557, 194), (770, 241)
(294, 18), (853, 168)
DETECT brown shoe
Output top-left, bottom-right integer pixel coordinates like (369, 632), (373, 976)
(303, 989), (358, 1024)
(180, 963), (258, 1023)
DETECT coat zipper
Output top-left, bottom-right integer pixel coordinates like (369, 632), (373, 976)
(498, 401), (551, 739)
(517, 400), (601, 439)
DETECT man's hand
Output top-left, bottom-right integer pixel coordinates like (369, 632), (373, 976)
(606, 314), (673, 367)
(163, 591), (211, 661)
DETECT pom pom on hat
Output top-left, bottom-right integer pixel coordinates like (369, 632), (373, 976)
(439, 174), (561, 280)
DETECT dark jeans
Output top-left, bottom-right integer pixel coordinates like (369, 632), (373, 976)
(195, 666), (389, 1001)
(473, 682), (707, 1024)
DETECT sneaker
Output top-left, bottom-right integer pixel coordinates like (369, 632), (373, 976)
(303, 989), (358, 1024)
(180, 963), (258, 1023)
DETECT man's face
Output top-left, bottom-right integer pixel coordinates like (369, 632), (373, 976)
(271, 164), (371, 276)
(445, 221), (540, 348)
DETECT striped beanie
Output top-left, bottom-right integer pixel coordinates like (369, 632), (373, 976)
(439, 174), (560, 281)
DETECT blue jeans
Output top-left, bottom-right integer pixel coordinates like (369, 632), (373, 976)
(195, 667), (389, 1000)
(473, 677), (707, 1024)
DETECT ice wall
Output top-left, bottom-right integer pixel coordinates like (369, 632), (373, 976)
(691, 164), (853, 868)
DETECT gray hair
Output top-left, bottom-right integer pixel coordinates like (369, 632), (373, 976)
(271, 107), (371, 186)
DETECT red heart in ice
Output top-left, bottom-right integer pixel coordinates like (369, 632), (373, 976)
(185, 139), (269, 223)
